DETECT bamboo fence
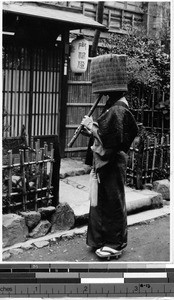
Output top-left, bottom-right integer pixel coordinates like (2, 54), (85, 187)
(2, 138), (54, 213)
(126, 133), (170, 188)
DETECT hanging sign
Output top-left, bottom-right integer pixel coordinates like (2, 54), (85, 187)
(70, 35), (89, 74)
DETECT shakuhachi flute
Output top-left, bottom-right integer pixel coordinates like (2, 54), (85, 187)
(67, 94), (103, 148)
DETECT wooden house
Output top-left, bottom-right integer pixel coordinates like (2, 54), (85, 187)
(2, 1), (106, 156)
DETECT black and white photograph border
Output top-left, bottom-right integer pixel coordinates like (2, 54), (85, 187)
(1, 0), (173, 265)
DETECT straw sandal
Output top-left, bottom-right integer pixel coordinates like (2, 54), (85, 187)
(95, 246), (122, 260)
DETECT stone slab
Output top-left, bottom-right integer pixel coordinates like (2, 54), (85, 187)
(59, 181), (89, 217)
(60, 176), (163, 217)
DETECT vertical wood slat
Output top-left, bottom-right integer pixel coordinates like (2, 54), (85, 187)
(160, 136), (164, 168)
(20, 149), (27, 211)
(131, 143), (135, 186)
(151, 89), (155, 131)
(34, 143), (39, 211)
(40, 51), (44, 135)
(25, 149), (30, 195)
(46, 147), (54, 199)
(8, 150), (13, 212)
(40, 148), (44, 202)
(53, 62), (56, 135)
(44, 50), (48, 135)
(145, 137), (150, 185)
(136, 137), (144, 189)
(44, 142), (48, 176)
(17, 47), (21, 136)
(32, 49), (37, 136)
(150, 137), (157, 183)
(10, 46), (15, 137)
(161, 91), (165, 135)
(30, 137), (34, 174)
(166, 134), (170, 169)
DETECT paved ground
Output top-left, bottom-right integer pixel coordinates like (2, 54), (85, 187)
(5, 214), (170, 262)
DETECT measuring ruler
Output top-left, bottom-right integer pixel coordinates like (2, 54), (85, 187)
(0, 263), (174, 297)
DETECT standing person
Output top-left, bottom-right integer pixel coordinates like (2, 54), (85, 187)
(81, 54), (138, 259)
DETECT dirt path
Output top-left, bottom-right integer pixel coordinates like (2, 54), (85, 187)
(6, 214), (170, 262)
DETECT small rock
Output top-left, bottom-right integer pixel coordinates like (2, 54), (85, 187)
(151, 193), (163, 208)
(3, 251), (11, 260)
(10, 248), (23, 255)
(19, 211), (41, 230)
(33, 240), (49, 248)
(143, 183), (153, 190)
(51, 202), (75, 232)
(20, 242), (33, 250)
(153, 179), (170, 200)
(29, 220), (51, 238)
(62, 232), (75, 239)
(38, 206), (56, 220)
(3, 214), (28, 247)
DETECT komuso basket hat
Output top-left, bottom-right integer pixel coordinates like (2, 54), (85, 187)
(90, 54), (128, 93)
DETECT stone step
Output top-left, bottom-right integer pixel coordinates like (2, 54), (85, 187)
(59, 174), (163, 218)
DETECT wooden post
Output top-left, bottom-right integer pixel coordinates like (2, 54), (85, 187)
(90, 1), (104, 57)
(28, 49), (34, 144)
(59, 30), (69, 157)
(51, 136), (60, 207)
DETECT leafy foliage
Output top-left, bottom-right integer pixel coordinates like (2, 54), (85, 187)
(98, 24), (170, 126)
(99, 25), (170, 92)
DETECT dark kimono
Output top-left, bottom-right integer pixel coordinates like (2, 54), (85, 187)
(87, 98), (138, 250)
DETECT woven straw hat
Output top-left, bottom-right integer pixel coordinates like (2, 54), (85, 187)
(90, 54), (128, 94)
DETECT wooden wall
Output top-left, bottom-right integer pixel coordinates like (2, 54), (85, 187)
(54, 1), (144, 37)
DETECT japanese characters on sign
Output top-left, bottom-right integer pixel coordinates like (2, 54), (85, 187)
(70, 36), (89, 74)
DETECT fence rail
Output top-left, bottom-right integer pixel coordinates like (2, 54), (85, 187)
(2, 139), (54, 213)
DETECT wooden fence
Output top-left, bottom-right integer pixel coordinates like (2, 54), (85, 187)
(2, 139), (55, 213)
(126, 133), (170, 189)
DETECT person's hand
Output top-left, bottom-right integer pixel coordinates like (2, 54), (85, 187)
(81, 116), (93, 131)
(81, 127), (91, 137)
